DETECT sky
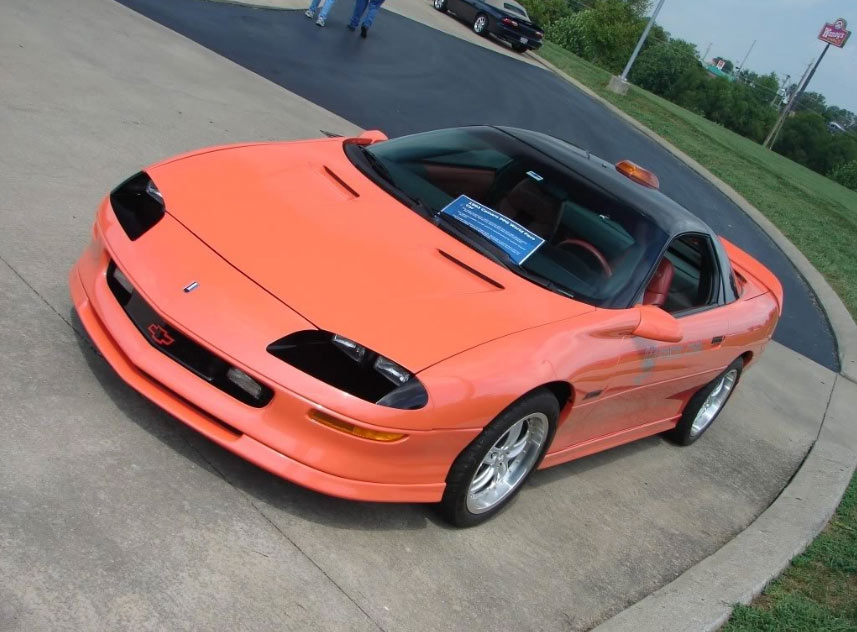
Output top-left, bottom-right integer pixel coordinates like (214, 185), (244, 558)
(654, 0), (856, 113)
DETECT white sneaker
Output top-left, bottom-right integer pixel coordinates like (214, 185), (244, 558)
(315, 16), (326, 26)
(304, 9), (315, 18)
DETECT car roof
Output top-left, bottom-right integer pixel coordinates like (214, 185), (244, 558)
(493, 126), (715, 240)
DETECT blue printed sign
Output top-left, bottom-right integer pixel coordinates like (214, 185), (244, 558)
(440, 195), (544, 265)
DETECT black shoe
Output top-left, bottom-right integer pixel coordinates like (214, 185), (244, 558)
(347, 24), (356, 30)
(360, 25), (368, 38)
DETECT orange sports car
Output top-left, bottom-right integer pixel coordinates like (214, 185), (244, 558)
(70, 126), (782, 526)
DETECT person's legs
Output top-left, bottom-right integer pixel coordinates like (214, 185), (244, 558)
(348, 0), (369, 29)
(361, 0), (385, 28)
(316, 0), (336, 25)
(306, 0), (322, 18)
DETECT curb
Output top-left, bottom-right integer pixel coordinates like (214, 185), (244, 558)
(527, 53), (857, 631)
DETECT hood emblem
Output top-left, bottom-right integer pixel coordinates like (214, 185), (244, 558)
(183, 281), (200, 293)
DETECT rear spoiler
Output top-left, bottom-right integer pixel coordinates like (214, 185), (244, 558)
(720, 237), (784, 315)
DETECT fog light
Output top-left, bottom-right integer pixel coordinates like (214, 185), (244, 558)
(226, 367), (264, 401)
(112, 265), (134, 294)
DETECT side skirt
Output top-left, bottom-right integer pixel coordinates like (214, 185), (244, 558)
(538, 416), (680, 469)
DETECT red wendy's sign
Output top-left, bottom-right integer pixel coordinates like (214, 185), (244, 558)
(818, 18), (851, 48)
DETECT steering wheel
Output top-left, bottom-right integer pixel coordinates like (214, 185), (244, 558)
(558, 238), (612, 277)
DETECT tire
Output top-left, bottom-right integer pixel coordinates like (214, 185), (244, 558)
(473, 13), (489, 36)
(439, 389), (558, 527)
(512, 43), (527, 53)
(666, 358), (743, 446)
(433, 0), (447, 12)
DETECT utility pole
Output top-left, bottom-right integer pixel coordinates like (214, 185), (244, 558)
(606, 0), (667, 94)
(763, 60), (813, 149)
(792, 43), (831, 106)
(770, 74), (790, 107)
(701, 42), (712, 63)
(735, 39), (757, 78)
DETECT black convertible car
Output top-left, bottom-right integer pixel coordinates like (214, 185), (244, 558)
(433, 0), (544, 52)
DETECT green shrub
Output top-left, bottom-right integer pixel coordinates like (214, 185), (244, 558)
(830, 160), (857, 191)
(629, 38), (701, 98)
(517, 0), (573, 27)
(545, 0), (647, 73)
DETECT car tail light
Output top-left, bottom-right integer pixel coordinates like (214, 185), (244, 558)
(501, 17), (518, 27)
(535, 30), (544, 38)
(616, 160), (660, 189)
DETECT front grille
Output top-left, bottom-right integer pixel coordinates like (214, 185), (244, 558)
(106, 261), (273, 407)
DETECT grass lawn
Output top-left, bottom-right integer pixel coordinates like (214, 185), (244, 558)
(536, 42), (857, 630)
(537, 42), (857, 318)
(723, 476), (857, 631)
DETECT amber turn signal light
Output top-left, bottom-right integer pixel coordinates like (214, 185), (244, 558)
(615, 160), (660, 189)
(309, 409), (407, 442)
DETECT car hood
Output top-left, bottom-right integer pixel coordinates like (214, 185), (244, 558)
(148, 140), (593, 371)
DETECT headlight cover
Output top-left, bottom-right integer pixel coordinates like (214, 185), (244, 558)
(109, 171), (166, 240)
(267, 331), (428, 410)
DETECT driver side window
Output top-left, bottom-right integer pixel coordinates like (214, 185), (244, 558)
(646, 234), (720, 314)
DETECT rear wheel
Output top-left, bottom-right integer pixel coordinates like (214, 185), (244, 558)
(473, 13), (489, 36)
(433, 0), (447, 12)
(666, 358), (743, 445)
(439, 389), (558, 527)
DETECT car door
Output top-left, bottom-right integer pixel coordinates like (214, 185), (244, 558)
(555, 233), (737, 446)
(456, 0), (480, 22)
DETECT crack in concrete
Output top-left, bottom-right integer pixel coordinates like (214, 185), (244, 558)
(0, 253), (74, 331)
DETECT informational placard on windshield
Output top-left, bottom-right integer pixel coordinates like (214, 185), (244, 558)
(440, 195), (544, 265)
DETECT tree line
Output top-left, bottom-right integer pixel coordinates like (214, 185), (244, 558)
(521, 0), (857, 191)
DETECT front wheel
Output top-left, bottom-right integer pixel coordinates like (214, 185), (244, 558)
(433, 0), (447, 12)
(439, 390), (558, 527)
(473, 13), (489, 36)
(666, 358), (743, 445)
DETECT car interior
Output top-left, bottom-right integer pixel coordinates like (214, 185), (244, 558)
(365, 133), (694, 307)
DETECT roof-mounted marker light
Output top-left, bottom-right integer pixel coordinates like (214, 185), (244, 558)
(616, 160), (660, 189)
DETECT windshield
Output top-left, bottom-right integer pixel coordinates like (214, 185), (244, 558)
(348, 127), (669, 308)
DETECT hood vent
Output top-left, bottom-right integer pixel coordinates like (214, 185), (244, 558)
(323, 166), (359, 198)
(437, 250), (504, 290)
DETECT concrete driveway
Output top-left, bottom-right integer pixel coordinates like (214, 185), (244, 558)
(0, 1), (836, 630)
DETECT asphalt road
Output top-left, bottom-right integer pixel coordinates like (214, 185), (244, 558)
(0, 1), (839, 630)
(115, 0), (839, 371)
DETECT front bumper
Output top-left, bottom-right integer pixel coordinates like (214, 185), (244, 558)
(69, 206), (480, 503)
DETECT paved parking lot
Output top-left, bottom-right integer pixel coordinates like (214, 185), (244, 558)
(0, 1), (838, 630)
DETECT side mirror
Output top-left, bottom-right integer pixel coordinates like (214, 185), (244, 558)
(358, 129), (388, 144)
(632, 305), (683, 343)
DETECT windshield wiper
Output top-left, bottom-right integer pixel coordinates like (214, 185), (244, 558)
(359, 146), (395, 185)
(509, 265), (576, 298)
(433, 213), (510, 266)
(357, 147), (435, 218)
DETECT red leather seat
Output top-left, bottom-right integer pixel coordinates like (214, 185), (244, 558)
(497, 179), (561, 239)
(643, 258), (674, 307)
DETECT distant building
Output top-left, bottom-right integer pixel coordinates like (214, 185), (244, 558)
(828, 121), (846, 134)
